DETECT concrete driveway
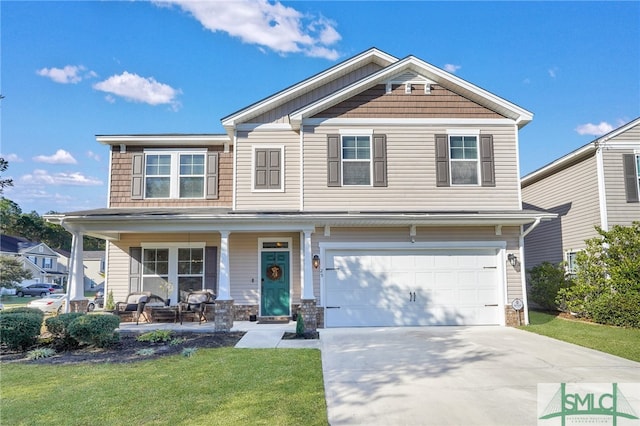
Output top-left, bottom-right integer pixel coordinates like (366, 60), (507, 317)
(320, 326), (640, 425)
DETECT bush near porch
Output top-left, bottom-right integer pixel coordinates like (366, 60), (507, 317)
(1, 348), (327, 425)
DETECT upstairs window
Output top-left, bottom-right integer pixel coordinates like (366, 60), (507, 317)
(435, 133), (495, 187)
(342, 136), (371, 186)
(623, 153), (640, 203)
(131, 150), (218, 200)
(327, 133), (387, 187)
(449, 136), (479, 185)
(43, 257), (53, 269)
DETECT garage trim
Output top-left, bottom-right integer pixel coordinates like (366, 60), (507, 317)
(319, 241), (508, 326)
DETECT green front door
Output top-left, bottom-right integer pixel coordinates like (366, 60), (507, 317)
(261, 251), (290, 316)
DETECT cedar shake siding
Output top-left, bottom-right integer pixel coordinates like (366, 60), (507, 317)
(313, 85), (505, 119)
(109, 145), (233, 208)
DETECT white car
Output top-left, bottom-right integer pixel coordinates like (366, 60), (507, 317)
(27, 294), (67, 314)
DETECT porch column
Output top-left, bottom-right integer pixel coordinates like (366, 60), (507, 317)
(215, 230), (234, 332)
(66, 231), (88, 313)
(302, 230), (315, 300)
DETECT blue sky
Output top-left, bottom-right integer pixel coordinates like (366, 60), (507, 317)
(2, 1), (639, 214)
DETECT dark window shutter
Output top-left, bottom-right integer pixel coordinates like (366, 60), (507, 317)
(372, 134), (388, 187)
(435, 134), (450, 187)
(205, 246), (218, 295)
(206, 152), (219, 199)
(254, 149), (281, 189)
(479, 134), (496, 187)
(131, 154), (144, 199)
(623, 153), (639, 203)
(129, 247), (142, 293)
(327, 134), (341, 187)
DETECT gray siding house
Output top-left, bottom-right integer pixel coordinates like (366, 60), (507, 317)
(522, 117), (640, 271)
(47, 48), (553, 328)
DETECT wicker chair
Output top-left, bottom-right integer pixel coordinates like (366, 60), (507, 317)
(115, 292), (157, 324)
(178, 290), (215, 325)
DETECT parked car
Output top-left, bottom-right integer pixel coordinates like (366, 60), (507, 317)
(87, 291), (104, 311)
(16, 283), (58, 297)
(27, 294), (66, 314)
(50, 284), (65, 294)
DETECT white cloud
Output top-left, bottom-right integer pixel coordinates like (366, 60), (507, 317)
(575, 121), (614, 136)
(444, 64), (461, 74)
(548, 66), (559, 78)
(20, 169), (102, 186)
(0, 153), (23, 162)
(36, 65), (96, 84)
(93, 71), (182, 109)
(156, 0), (341, 60)
(87, 151), (101, 161)
(33, 149), (77, 165)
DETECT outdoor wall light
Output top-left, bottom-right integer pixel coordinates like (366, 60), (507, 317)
(507, 253), (518, 267)
(312, 254), (320, 269)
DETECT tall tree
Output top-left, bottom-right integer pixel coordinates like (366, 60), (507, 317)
(0, 158), (13, 194)
(0, 256), (33, 288)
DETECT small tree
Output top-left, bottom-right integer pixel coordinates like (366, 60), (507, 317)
(0, 256), (33, 289)
(105, 290), (115, 311)
(527, 262), (573, 310)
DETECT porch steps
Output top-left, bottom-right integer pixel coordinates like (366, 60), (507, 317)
(257, 316), (291, 324)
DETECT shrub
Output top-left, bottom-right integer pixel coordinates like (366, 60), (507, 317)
(587, 292), (640, 328)
(0, 312), (43, 351)
(68, 314), (121, 348)
(45, 312), (85, 349)
(3, 307), (45, 323)
(105, 290), (115, 311)
(296, 312), (305, 337)
(137, 329), (173, 343)
(135, 348), (156, 357)
(181, 347), (197, 358)
(27, 347), (56, 360)
(527, 262), (573, 310)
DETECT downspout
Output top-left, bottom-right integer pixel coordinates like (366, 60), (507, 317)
(595, 144), (609, 231)
(299, 125), (304, 212)
(232, 130), (238, 211)
(60, 218), (72, 313)
(519, 217), (542, 325)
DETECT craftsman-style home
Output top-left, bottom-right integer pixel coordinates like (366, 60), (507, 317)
(47, 48), (554, 330)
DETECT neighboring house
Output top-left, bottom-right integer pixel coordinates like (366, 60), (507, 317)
(0, 234), (67, 288)
(82, 250), (105, 291)
(522, 117), (640, 272)
(46, 48), (553, 329)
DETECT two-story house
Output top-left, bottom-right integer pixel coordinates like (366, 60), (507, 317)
(522, 117), (640, 272)
(0, 235), (67, 288)
(46, 48), (554, 329)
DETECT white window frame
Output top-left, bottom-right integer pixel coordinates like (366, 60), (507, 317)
(341, 134), (372, 186)
(565, 251), (579, 276)
(140, 242), (206, 302)
(143, 149), (207, 199)
(43, 257), (53, 270)
(251, 145), (285, 192)
(636, 154), (640, 193)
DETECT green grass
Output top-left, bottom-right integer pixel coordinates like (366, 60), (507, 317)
(1, 348), (327, 426)
(521, 310), (640, 362)
(1, 295), (30, 309)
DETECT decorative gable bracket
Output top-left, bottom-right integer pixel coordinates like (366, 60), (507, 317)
(385, 72), (436, 95)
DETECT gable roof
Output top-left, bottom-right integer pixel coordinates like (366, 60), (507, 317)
(0, 235), (36, 254)
(522, 116), (640, 187)
(221, 47), (533, 132)
(221, 48), (398, 131)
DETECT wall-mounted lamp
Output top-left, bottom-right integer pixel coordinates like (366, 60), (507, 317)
(312, 254), (320, 269)
(507, 253), (518, 267)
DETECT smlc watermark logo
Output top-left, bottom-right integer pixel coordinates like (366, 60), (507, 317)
(538, 383), (640, 425)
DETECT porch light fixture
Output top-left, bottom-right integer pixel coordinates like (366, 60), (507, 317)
(312, 254), (320, 269)
(507, 253), (518, 267)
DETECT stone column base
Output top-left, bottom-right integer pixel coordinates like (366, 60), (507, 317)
(505, 305), (525, 327)
(69, 299), (89, 313)
(214, 299), (234, 332)
(300, 299), (317, 333)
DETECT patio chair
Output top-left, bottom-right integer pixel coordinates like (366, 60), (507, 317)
(178, 290), (215, 325)
(115, 292), (152, 325)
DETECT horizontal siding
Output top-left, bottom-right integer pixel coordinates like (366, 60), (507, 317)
(312, 226), (523, 305)
(315, 84), (504, 119)
(235, 131), (300, 211)
(603, 137), (640, 226)
(251, 63), (384, 124)
(522, 155), (601, 267)
(303, 124), (521, 211)
(109, 146), (233, 208)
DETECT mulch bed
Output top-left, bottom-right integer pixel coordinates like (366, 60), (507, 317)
(0, 332), (245, 365)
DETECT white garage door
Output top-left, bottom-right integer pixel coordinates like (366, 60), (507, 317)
(324, 249), (502, 327)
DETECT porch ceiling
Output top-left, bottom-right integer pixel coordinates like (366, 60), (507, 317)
(45, 208), (556, 241)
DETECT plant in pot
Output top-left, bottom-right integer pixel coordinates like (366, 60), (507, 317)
(160, 281), (174, 306)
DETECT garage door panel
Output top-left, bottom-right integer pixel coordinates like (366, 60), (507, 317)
(325, 249), (503, 327)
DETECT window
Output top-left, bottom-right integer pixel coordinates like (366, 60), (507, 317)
(623, 153), (640, 203)
(327, 133), (387, 187)
(253, 147), (282, 190)
(566, 251), (578, 276)
(43, 257), (53, 269)
(141, 247), (205, 302)
(449, 136), (479, 185)
(435, 133), (495, 187)
(132, 150), (218, 200)
(342, 136), (371, 185)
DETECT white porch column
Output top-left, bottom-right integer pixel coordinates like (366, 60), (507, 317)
(217, 231), (231, 300)
(302, 230), (315, 300)
(66, 231), (85, 312)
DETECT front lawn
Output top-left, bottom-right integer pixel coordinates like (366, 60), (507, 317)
(522, 310), (640, 362)
(1, 348), (327, 425)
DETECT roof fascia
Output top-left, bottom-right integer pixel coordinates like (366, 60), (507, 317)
(290, 55), (533, 130)
(596, 116), (640, 144)
(220, 48), (398, 130)
(96, 135), (230, 146)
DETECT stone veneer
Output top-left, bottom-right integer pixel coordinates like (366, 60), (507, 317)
(300, 299), (317, 333)
(233, 304), (258, 321)
(69, 299), (89, 313)
(504, 305), (525, 327)
(214, 299), (234, 331)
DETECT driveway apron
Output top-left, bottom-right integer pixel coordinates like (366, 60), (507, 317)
(320, 326), (640, 426)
